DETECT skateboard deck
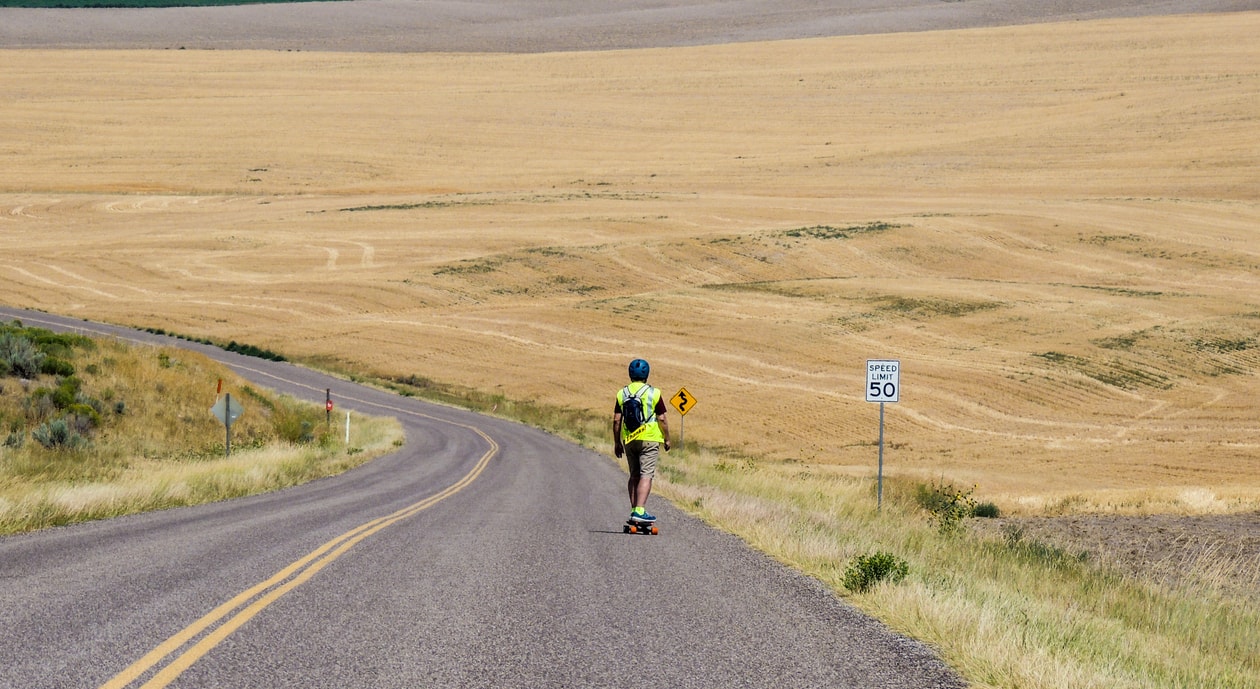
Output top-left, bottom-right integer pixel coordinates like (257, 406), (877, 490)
(623, 519), (659, 535)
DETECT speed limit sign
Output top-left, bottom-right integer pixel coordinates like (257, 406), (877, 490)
(866, 360), (900, 403)
(866, 359), (900, 511)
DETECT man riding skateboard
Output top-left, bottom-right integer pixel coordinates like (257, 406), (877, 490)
(613, 358), (671, 525)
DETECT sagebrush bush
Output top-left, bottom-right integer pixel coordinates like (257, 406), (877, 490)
(32, 418), (86, 450)
(844, 551), (910, 593)
(24, 392), (57, 423)
(0, 332), (45, 379)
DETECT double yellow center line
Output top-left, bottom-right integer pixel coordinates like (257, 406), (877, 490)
(0, 313), (500, 687)
(100, 416), (499, 689)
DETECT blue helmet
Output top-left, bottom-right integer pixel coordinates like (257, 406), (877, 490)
(628, 358), (650, 381)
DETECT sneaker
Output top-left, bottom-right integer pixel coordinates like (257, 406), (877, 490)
(629, 510), (657, 524)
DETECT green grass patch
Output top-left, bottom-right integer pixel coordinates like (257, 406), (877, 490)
(1035, 350), (1173, 390)
(339, 199), (492, 212)
(433, 258), (502, 276)
(874, 295), (1003, 318)
(782, 221), (901, 239)
(1193, 336), (1256, 353)
(1077, 284), (1168, 298)
(700, 279), (818, 298)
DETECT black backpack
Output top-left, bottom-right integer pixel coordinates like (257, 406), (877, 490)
(620, 385), (651, 434)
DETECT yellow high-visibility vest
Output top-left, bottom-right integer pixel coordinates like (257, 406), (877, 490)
(617, 381), (664, 443)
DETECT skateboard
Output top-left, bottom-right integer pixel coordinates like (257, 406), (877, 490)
(623, 519), (659, 535)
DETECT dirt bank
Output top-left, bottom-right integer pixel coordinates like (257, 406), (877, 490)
(978, 512), (1260, 600)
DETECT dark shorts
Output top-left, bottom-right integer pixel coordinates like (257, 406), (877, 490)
(625, 440), (660, 479)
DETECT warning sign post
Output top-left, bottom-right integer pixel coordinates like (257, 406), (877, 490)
(210, 393), (244, 457)
(670, 387), (696, 453)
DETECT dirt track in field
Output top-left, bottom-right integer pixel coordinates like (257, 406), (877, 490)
(2, 2), (1259, 599)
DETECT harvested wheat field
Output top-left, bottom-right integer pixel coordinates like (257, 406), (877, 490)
(2, 11), (1259, 521)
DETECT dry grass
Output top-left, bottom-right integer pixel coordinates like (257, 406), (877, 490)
(645, 446), (1260, 688)
(1, 13), (1258, 516)
(0, 335), (403, 533)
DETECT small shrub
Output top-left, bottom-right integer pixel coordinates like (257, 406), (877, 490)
(79, 394), (105, 417)
(3, 431), (24, 448)
(713, 457), (757, 473)
(40, 357), (75, 377)
(24, 391), (57, 423)
(973, 501), (1001, 518)
(224, 341), (287, 362)
(65, 403), (102, 431)
(844, 551), (910, 593)
(30, 328), (94, 353)
(272, 402), (320, 444)
(918, 479), (978, 535)
(32, 418), (86, 450)
(51, 377), (83, 409)
(0, 332), (45, 378)
(1001, 524), (1091, 570)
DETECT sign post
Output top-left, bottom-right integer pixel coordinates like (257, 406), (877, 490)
(210, 393), (244, 458)
(669, 387), (697, 453)
(325, 389), (333, 434)
(865, 360), (901, 510)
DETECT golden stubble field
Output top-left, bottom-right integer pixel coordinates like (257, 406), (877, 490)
(2, 13), (1258, 515)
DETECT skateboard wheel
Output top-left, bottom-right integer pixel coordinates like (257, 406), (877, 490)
(650, 526), (659, 535)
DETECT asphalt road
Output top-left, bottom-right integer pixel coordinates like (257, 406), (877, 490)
(1, 3), (1251, 686)
(1, 0), (1255, 52)
(0, 306), (963, 688)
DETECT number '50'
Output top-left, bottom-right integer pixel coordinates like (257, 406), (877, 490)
(870, 382), (896, 397)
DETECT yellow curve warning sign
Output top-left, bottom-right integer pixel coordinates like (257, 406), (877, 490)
(670, 387), (697, 416)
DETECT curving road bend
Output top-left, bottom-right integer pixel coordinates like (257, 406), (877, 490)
(0, 306), (962, 688)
